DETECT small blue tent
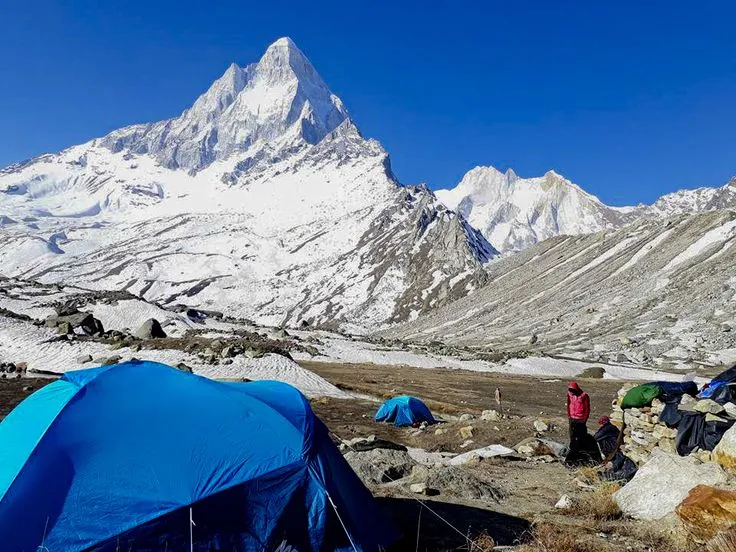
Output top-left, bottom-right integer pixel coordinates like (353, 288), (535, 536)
(0, 360), (396, 551)
(374, 396), (436, 427)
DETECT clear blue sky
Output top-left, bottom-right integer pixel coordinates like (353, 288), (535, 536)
(1, 1), (735, 205)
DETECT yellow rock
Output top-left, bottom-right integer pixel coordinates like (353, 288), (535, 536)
(676, 485), (736, 541)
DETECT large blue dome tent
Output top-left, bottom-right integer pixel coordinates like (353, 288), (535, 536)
(0, 360), (397, 551)
(374, 396), (436, 427)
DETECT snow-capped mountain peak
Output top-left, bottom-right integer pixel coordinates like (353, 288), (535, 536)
(436, 166), (627, 252)
(0, 37), (495, 330)
(97, 37), (349, 171)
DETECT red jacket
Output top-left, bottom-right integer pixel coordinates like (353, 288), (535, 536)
(567, 383), (590, 422)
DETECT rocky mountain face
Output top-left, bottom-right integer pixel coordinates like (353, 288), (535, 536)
(0, 38), (495, 330)
(436, 166), (736, 253)
(380, 210), (736, 369)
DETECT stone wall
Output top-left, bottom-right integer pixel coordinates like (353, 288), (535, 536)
(609, 384), (735, 465)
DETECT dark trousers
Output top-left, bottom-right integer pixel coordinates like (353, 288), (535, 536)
(566, 419), (598, 467)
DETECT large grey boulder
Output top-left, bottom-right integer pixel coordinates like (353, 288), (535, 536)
(135, 318), (167, 339)
(344, 448), (416, 484)
(714, 423), (736, 473)
(614, 449), (728, 520)
(46, 311), (104, 335)
(407, 465), (504, 502)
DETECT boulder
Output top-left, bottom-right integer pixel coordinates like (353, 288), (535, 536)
(344, 448), (416, 484)
(713, 423), (736, 473)
(134, 318), (167, 339)
(481, 409), (501, 422)
(534, 419), (550, 432)
(676, 485), (736, 541)
(679, 394), (698, 412)
(723, 402), (736, 419)
(695, 399), (726, 415)
(56, 312), (103, 335)
(448, 444), (515, 465)
(343, 435), (407, 453)
(514, 437), (567, 458)
(421, 465), (503, 502)
(76, 354), (93, 364)
(54, 300), (81, 316)
(409, 482), (428, 494)
(175, 362), (193, 374)
(458, 426), (474, 440)
(458, 413), (474, 422)
(555, 495), (573, 509)
(578, 366), (606, 379)
(614, 450), (728, 520)
(221, 345), (236, 358)
(94, 355), (122, 366)
(57, 322), (73, 335)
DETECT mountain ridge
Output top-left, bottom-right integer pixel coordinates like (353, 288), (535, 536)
(436, 164), (736, 252)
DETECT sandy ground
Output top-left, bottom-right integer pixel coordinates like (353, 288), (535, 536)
(305, 360), (622, 448)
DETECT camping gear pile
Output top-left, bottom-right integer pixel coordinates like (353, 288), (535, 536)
(610, 367), (736, 465)
(0, 360), (397, 551)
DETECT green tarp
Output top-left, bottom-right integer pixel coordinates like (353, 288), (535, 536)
(620, 383), (661, 409)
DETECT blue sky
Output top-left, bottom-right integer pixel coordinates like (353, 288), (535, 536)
(1, 1), (735, 205)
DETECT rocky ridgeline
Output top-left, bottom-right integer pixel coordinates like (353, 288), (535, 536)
(610, 384), (736, 466)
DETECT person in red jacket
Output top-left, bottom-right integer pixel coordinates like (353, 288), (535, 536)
(567, 381), (590, 426)
(566, 381), (592, 464)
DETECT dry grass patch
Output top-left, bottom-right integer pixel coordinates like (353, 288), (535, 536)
(468, 531), (496, 551)
(574, 482), (622, 521)
(518, 523), (599, 552)
(601, 519), (698, 552)
(573, 466), (602, 486)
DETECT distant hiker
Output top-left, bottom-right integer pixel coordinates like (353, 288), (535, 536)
(593, 416), (620, 457)
(494, 387), (502, 409)
(564, 382), (596, 466)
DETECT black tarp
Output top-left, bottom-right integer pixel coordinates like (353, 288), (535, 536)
(656, 381), (698, 402)
(704, 418), (735, 451)
(709, 383), (734, 405)
(713, 365), (736, 384)
(600, 452), (638, 482)
(659, 399), (683, 428)
(676, 412), (734, 455)
(676, 412), (707, 456)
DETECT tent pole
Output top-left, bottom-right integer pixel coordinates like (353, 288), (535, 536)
(189, 506), (194, 552)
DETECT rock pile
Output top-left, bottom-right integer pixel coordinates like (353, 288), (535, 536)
(610, 384), (736, 466)
(0, 362), (26, 378)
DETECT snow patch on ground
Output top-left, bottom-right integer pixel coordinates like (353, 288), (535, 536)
(0, 318), (346, 398)
(196, 353), (350, 398)
(294, 334), (692, 381)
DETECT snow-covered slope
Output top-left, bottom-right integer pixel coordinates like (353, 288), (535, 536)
(436, 167), (632, 252)
(0, 38), (495, 330)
